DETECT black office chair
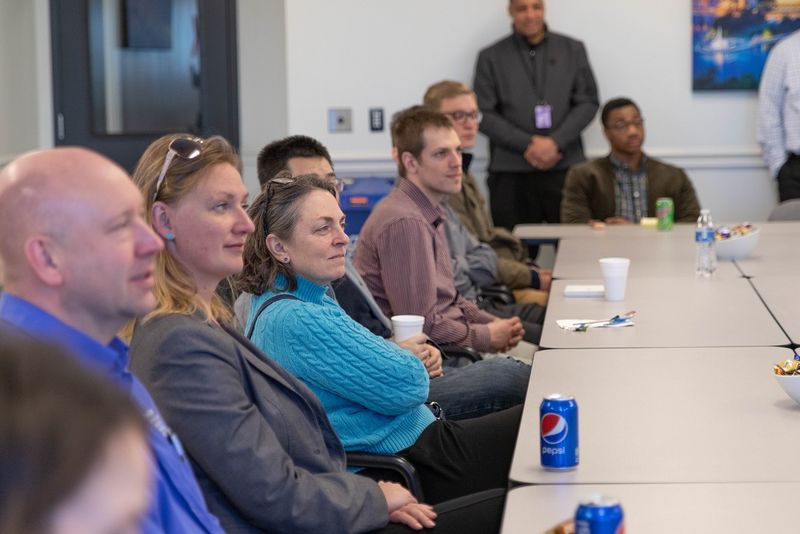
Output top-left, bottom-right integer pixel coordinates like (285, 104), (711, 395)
(346, 452), (425, 500)
(478, 284), (516, 306)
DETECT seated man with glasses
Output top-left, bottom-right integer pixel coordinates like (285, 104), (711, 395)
(561, 97), (702, 225)
(424, 80), (551, 306)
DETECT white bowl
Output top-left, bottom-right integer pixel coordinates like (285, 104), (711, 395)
(774, 374), (800, 406)
(714, 228), (759, 261)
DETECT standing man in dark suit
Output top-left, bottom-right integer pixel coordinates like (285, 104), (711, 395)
(474, 0), (599, 232)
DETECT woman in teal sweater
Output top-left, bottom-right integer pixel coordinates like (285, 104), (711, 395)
(238, 173), (521, 504)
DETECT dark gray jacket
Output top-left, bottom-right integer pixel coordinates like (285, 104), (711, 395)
(130, 313), (387, 534)
(474, 31), (599, 172)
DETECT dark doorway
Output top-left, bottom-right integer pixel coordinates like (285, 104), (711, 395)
(50, 0), (238, 172)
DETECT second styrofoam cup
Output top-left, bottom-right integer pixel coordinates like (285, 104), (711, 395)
(599, 257), (631, 301)
(391, 315), (425, 342)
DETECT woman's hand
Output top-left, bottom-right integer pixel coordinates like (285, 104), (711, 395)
(379, 480), (437, 530)
(395, 334), (444, 378)
(389, 503), (437, 530)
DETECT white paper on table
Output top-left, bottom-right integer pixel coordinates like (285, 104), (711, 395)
(563, 284), (605, 298)
(556, 319), (635, 331)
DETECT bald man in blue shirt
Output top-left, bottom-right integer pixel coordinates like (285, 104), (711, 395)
(0, 147), (223, 533)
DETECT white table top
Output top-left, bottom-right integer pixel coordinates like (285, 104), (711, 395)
(501, 483), (800, 534)
(510, 347), (799, 485)
(514, 223), (696, 242)
(551, 236), (741, 279)
(540, 278), (789, 349)
(751, 275), (800, 344)
(734, 232), (800, 276)
(514, 221), (800, 243)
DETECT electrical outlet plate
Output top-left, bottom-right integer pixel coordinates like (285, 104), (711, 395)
(328, 108), (352, 133)
(369, 107), (384, 132)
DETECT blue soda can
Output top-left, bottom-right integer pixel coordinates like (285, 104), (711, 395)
(575, 496), (624, 534)
(539, 394), (578, 469)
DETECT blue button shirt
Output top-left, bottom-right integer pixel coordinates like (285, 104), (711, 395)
(0, 294), (224, 534)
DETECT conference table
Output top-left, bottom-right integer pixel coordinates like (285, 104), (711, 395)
(500, 222), (800, 532)
(735, 232), (800, 276)
(501, 483), (800, 533)
(509, 347), (798, 485)
(513, 220), (800, 244)
(550, 236), (741, 279)
(750, 275), (800, 344)
(540, 277), (789, 349)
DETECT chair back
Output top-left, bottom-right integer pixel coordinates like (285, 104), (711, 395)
(768, 199), (800, 221)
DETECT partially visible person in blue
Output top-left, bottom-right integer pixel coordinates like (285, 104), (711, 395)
(0, 147), (224, 533)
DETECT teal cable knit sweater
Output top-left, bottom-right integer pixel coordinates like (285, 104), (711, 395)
(247, 274), (435, 454)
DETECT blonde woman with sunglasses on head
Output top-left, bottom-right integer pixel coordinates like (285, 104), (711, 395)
(126, 134), (451, 534)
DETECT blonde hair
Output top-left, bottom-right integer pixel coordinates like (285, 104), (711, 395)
(423, 80), (474, 111)
(130, 134), (241, 326)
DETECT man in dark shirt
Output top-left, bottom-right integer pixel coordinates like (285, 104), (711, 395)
(474, 0), (598, 231)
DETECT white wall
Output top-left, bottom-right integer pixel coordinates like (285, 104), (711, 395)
(0, 0), (50, 166)
(264, 0), (777, 221)
(238, 0), (287, 189)
(1, 0), (779, 221)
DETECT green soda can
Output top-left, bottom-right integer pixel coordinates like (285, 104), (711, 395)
(656, 197), (674, 231)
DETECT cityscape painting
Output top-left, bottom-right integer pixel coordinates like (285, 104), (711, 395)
(693, 0), (800, 91)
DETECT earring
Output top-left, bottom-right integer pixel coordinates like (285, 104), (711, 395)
(166, 232), (175, 241)
(282, 257), (290, 263)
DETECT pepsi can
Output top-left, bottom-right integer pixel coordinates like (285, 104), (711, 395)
(575, 495), (624, 534)
(539, 394), (578, 469)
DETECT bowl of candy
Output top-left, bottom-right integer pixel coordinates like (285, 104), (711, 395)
(714, 223), (759, 261)
(774, 359), (800, 406)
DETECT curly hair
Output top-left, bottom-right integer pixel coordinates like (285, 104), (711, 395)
(236, 171), (336, 295)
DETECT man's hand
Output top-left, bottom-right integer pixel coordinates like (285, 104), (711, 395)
(604, 216), (632, 225)
(395, 334), (444, 378)
(533, 267), (553, 292)
(379, 481), (437, 530)
(524, 136), (562, 170)
(488, 317), (525, 352)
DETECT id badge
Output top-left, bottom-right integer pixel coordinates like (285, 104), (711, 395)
(534, 104), (552, 129)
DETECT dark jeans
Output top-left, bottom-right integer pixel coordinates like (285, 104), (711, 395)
(488, 169), (567, 258)
(403, 405), (520, 504)
(373, 488), (507, 534)
(428, 357), (530, 420)
(778, 154), (800, 202)
(358, 406), (521, 505)
(488, 169), (567, 229)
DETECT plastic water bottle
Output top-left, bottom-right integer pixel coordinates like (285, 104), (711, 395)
(695, 209), (717, 277)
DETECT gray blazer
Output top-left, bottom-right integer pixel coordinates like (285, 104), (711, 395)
(474, 31), (599, 173)
(129, 313), (387, 534)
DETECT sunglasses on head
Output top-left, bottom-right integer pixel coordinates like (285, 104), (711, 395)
(152, 137), (203, 202)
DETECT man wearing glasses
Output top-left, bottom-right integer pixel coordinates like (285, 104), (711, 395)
(424, 80), (551, 306)
(561, 98), (701, 225)
(473, 0), (598, 231)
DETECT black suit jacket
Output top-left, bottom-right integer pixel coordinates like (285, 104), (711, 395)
(474, 31), (599, 172)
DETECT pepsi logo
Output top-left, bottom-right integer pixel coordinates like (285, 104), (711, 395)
(541, 413), (568, 445)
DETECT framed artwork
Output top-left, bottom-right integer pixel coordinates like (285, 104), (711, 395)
(693, 0), (800, 91)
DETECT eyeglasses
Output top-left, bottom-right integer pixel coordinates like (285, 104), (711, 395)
(328, 175), (345, 193)
(444, 110), (482, 124)
(262, 176), (295, 235)
(607, 118), (645, 131)
(152, 137), (203, 202)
